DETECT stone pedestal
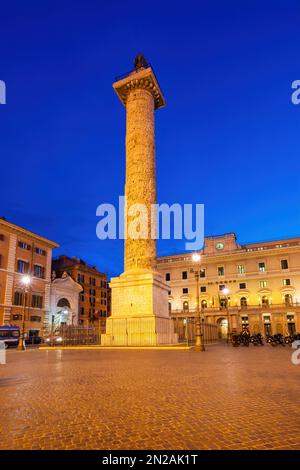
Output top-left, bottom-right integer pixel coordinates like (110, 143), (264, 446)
(101, 270), (177, 346)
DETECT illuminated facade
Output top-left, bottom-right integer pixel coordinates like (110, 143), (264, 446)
(52, 255), (109, 330)
(0, 218), (59, 337)
(157, 233), (300, 337)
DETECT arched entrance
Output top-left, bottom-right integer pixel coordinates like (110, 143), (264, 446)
(54, 298), (72, 326)
(217, 317), (228, 339)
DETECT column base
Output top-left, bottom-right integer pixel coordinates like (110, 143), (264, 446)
(101, 270), (177, 346)
(101, 316), (177, 346)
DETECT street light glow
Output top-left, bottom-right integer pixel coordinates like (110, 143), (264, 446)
(21, 275), (31, 286)
(223, 287), (229, 295)
(192, 252), (201, 263)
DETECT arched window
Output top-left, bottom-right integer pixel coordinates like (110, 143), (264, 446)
(168, 302), (172, 313)
(57, 298), (71, 308)
(240, 297), (247, 308)
(183, 301), (189, 312)
(201, 300), (207, 309)
(284, 294), (292, 306)
(261, 296), (269, 307)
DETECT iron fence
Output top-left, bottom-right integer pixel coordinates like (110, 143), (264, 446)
(173, 317), (218, 345)
(57, 325), (100, 346)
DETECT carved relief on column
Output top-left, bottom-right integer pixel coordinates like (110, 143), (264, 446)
(124, 87), (157, 272)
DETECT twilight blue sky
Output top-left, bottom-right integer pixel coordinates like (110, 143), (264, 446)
(1, 0), (300, 277)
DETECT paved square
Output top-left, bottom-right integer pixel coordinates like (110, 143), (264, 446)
(0, 345), (300, 450)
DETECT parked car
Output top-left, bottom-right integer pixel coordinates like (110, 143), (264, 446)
(44, 335), (63, 346)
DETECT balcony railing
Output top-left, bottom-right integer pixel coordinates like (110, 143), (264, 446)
(171, 302), (300, 316)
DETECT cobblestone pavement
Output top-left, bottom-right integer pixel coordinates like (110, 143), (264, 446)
(0, 344), (300, 450)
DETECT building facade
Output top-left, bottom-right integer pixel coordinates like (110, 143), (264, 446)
(49, 272), (83, 329)
(0, 218), (59, 337)
(157, 233), (300, 338)
(52, 255), (109, 330)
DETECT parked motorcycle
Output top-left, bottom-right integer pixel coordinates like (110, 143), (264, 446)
(249, 333), (264, 346)
(267, 333), (285, 346)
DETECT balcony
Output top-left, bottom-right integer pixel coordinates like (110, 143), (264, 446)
(170, 302), (300, 317)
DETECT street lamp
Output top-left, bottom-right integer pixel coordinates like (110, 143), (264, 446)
(191, 252), (205, 352)
(222, 287), (231, 344)
(17, 274), (31, 351)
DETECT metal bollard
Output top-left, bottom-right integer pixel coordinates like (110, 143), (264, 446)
(0, 340), (6, 365)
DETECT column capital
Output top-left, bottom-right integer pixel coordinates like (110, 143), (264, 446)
(113, 66), (166, 110)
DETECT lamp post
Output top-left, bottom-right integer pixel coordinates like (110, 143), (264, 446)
(222, 287), (231, 344)
(17, 274), (31, 351)
(191, 252), (205, 352)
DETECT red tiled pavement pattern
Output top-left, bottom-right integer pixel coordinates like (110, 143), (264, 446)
(0, 344), (299, 450)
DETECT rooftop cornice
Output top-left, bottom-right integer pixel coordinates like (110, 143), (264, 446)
(0, 218), (59, 248)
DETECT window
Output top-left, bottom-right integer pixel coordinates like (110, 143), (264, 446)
(89, 277), (96, 286)
(219, 284), (225, 291)
(165, 272), (171, 282)
(240, 297), (247, 308)
(260, 280), (267, 288)
(12, 314), (22, 321)
(201, 300), (207, 309)
(258, 262), (265, 272)
(283, 278), (291, 286)
(17, 259), (29, 274)
(18, 241), (31, 250)
(182, 288), (188, 294)
(33, 264), (45, 279)
(30, 316), (41, 323)
(168, 302), (172, 313)
(200, 286), (206, 293)
(14, 291), (24, 306)
(261, 295), (269, 307)
(237, 264), (245, 274)
(218, 266), (224, 276)
(182, 271), (188, 280)
(35, 247), (46, 256)
(80, 294), (85, 302)
(281, 259), (288, 270)
(284, 294), (293, 306)
(239, 282), (247, 290)
(31, 294), (43, 309)
(168, 290), (171, 295)
(0, 234), (4, 241)
(90, 288), (96, 296)
(80, 307), (85, 315)
(78, 274), (85, 283)
(183, 301), (189, 311)
(200, 269), (206, 278)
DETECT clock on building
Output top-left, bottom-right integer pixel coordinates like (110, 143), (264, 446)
(216, 242), (224, 250)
